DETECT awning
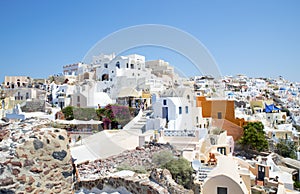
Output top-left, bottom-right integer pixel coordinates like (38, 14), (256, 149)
(265, 103), (281, 113)
(282, 157), (300, 169)
(278, 165), (298, 175)
(118, 87), (140, 98)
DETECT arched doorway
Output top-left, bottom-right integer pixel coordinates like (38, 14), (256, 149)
(83, 72), (89, 80)
(102, 74), (109, 81)
(17, 79), (21, 87)
(116, 61), (120, 69)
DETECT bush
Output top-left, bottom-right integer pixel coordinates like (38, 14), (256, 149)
(62, 106), (74, 120)
(294, 181), (300, 189)
(163, 157), (193, 189)
(152, 150), (174, 167)
(116, 163), (147, 174)
(73, 107), (98, 120)
(275, 139), (297, 159)
(96, 104), (134, 128)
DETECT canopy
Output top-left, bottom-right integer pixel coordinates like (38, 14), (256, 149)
(118, 87), (140, 98)
(265, 103), (281, 113)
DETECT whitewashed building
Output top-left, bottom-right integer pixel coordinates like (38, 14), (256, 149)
(70, 81), (112, 108)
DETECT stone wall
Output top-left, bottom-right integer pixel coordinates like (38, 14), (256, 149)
(21, 100), (45, 112)
(76, 143), (178, 179)
(150, 168), (194, 194)
(75, 174), (169, 194)
(0, 119), (72, 193)
(75, 143), (193, 194)
(74, 169), (193, 194)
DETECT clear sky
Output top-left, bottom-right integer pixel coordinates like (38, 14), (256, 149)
(0, 0), (299, 82)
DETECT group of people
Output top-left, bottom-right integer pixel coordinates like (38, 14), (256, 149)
(135, 100), (148, 111)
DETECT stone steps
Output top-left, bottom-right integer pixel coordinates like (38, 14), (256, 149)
(128, 110), (152, 132)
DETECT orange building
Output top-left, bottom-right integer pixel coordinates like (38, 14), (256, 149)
(196, 96), (247, 140)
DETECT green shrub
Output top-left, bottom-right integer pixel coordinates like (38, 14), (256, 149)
(163, 157), (193, 189)
(73, 107), (98, 120)
(275, 139), (297, 159)
(294, 181), (300, 189)
(62, 106), (74, 120)
(116, 163), (147, 174)
(152, 150), (174, 167)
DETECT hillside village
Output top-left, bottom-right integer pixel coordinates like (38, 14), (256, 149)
(1, 53), (300, 194)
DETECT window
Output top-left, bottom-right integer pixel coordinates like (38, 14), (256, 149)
(196, 116), (199, 123)
(179, 107), (182, 114)
(217, 187), (227, 194)
(217, 112), (222, 119)
(104, 63), (108, 68)
(26, 92), (29, 100)
(163, 99), (167, 105)
(126, 63), (129, 68)
(185, 106), (189, 114)
(102, 74), (109, 81)
(130, 64), (134, 69)
(77, 96), (80, 102)
(217, 147), (226, 155)
(116, 61), (120, 69)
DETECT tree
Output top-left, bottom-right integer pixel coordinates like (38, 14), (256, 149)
(163, 157), (193, 189)
(238, 122), (268, 152)
(275, 139), (297, 159)
(62, 106), (74, 120)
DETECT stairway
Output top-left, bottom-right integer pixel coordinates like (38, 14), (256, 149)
(128, 110), (152, 133)
(197, 167), (212, 182)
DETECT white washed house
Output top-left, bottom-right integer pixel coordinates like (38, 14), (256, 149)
(152, 97), (193, 130)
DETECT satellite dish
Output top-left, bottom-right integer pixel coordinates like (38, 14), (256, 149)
(192, 160), (201, 170)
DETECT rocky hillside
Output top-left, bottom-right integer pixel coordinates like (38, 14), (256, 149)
(0, 118), (73, 193)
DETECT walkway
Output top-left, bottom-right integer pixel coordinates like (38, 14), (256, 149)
(70, 110), (153, 164)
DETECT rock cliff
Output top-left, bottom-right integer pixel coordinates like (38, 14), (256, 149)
(0, 118), (73, 193)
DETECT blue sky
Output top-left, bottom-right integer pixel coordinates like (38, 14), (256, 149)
(0, 1), (299, 82)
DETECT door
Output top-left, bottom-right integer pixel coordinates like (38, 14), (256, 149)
(258, 165), (265, 181)
(162, 107), (168, 122)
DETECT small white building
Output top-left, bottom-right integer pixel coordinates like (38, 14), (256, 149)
(152, 97), (193, 130)
(63, 62), (89, 76)
(71, 81), (113, 108)
(50, 83), (75, 109)
(202, 156), (251, 194)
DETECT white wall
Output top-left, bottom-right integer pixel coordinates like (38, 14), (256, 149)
(152, 97), (194, 130)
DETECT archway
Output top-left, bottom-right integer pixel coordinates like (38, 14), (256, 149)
(83, 72), (89, 80)
(102, 74), (109, 81)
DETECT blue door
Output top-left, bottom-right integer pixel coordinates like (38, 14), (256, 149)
(162, 107), (168, 122)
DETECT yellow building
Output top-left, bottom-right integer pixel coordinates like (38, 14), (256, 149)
(4, 76), (31, 88)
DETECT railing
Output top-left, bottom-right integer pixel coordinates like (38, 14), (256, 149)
(163, 130), (197, 137)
